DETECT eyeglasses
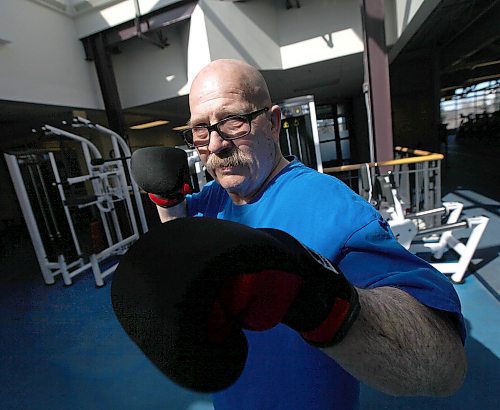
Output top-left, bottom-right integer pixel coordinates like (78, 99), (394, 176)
(183, 107), (269, 148)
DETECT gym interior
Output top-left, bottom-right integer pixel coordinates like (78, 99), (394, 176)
(1, 1), (498, 409)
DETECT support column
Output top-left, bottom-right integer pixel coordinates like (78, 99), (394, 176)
(88, 33), (128, 141)
(360, 0), (394, 162)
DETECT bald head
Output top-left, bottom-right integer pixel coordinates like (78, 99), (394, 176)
(189, 59), (272, 111)
(186, 59), (287, 205)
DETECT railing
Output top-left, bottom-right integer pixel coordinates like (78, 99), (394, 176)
(323, 147), (444, 228)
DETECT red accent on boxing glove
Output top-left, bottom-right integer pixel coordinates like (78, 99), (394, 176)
(148, 184), (193, 208)
(207, 270), (304, 343)
(181, 183), (193, 196)
(148, 192), (180, 208)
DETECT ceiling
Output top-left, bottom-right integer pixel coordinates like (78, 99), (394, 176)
(2, 0), (499, 145)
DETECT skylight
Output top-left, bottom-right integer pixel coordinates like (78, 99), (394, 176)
(29, 0), (127, 17)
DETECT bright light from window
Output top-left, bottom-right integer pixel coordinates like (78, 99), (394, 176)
(100, 1), (135, 27)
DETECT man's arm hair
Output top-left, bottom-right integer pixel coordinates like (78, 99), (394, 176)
(322, 286), (466, 396)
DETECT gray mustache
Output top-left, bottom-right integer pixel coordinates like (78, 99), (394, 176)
(207, 150), (252, 170)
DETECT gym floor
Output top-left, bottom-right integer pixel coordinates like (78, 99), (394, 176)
(1, 136), (498, 410)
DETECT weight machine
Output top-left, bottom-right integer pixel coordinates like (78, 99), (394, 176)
(325, 148), (489, 284)
(4, 119), (148, 287)
(278, 95), (323, 172)
(374, 173), (489, 283)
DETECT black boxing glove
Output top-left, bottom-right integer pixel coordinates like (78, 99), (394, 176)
(111, 218), (359, 393)
(130, 146), (193, 208)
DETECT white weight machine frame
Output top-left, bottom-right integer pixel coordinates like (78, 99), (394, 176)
(4, 121), (148, 287)
(324, 148), (489, 283)
(409, 214), (489, 284)
(376, 175), (489, 283)
(71, 116), (149, 232)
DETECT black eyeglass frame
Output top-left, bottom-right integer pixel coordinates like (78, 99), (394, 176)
(183, 107), (269, 148)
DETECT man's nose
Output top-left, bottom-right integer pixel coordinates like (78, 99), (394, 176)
(207, 129), (232, 154)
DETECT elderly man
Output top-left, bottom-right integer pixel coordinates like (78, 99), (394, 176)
(114, 59), (466, 410)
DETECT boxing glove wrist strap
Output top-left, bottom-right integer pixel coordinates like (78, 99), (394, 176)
(300, 288), (360, 347)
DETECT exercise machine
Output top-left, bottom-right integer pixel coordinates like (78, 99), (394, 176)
(325, 148), (489, 283)
(4, 120), (148, 287)
(374, 173), (489, 283)
(278, 95), (323, 172)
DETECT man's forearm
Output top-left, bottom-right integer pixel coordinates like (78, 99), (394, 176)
(322, 286), (466, 396)
(157, 201), (187, 223)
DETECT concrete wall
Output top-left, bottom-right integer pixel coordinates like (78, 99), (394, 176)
(0, 0), (102, 109)
(0, 0), (399, 112)
(393, 0), (427, 37)
(200, 0), (281, 69)
(201, 0), (364, 70)
(0, 0), (426, 112)
(388, 0), (444, 153)
(388, 0), (441, 62)
(113, 22), (190, 108)
(390, 54), (441, 152)
(110, 0), (367, 108)
(276, 0), (364, 69)
(111, 2), (212, 108)
(352, 93), (371, 162)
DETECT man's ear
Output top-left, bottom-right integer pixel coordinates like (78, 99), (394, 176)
(269, 105), (282, 138)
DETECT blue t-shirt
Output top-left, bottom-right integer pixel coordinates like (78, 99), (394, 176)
(186, 159), (465, 410)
